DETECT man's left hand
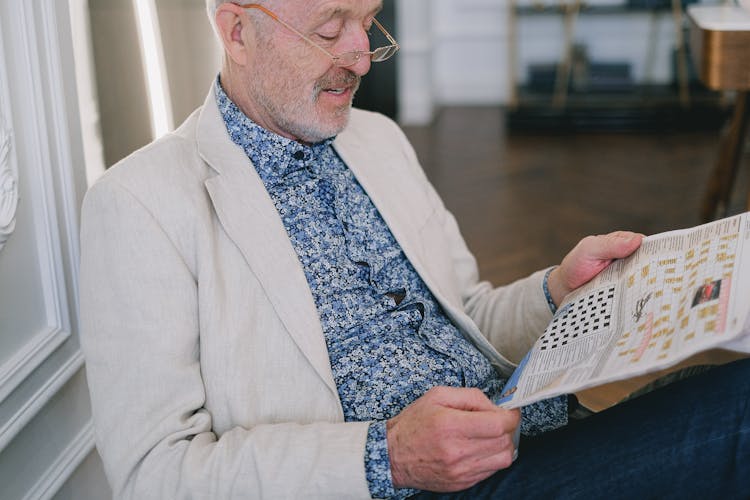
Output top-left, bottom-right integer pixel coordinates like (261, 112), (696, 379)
(547, 231), (643, 308)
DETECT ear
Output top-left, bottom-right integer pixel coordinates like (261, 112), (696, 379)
(215, 3), (254, 66)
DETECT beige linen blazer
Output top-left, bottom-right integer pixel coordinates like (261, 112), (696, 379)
(79, 89), (554, 499)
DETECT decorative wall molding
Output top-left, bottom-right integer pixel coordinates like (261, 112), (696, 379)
(0, 350), (84, 452)
(0, 1), (106, 497)
(23, 419), (96, 500)
(0, 0), (75, 415)
(0, 122), (17, 253)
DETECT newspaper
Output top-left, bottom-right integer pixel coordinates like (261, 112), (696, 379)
(497, 212), (750, 409)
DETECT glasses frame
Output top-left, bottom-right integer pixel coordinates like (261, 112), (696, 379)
(239, 3), (399, 68)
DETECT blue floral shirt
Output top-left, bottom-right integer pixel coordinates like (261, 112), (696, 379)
(216, 80), (567, 499)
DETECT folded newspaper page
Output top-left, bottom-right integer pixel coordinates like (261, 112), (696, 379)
(497, 212), (750, 409)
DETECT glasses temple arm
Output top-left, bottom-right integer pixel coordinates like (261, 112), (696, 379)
(372, 18), (398, 47)
(244, 3), (338, 60)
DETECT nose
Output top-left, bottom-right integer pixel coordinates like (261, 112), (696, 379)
(341, 25), (371, 76)
(347, 51), (372, 76)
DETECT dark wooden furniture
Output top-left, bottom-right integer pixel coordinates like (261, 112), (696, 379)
(688, 5), (750, 221)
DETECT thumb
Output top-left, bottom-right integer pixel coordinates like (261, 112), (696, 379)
(593, 231), (643, 260)
(554, 231), (643, 300)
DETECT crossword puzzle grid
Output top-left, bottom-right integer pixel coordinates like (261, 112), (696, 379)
(539, 285), (616, 351)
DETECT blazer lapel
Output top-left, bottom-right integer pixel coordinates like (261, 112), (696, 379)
(195, 92), (338, 396)
(334, 133), (447, 302)
(334, 127), (503, 369)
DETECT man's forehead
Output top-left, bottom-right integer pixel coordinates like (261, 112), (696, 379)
(283, 0), (383, 21)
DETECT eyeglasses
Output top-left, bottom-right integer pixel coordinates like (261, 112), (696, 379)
(239, 3), (400, 68)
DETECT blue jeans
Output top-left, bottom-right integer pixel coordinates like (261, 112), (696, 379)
(415, 358), (750, 499)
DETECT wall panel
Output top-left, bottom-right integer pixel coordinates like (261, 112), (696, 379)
(0, 1), (110, 498)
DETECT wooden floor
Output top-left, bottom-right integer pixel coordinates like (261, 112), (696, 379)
(403, 106), (749, 409)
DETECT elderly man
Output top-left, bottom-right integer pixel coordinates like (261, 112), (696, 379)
(79, 0), (750, 498)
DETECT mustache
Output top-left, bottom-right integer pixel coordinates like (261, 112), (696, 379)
(315, 70), (361, 92)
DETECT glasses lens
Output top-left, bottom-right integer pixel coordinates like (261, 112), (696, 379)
(371, 45), (398, 62)
(334, 45), (399, 67)
(335, 52), (362, 67)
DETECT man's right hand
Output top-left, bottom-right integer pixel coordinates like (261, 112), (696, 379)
(386, 386), (520, 492)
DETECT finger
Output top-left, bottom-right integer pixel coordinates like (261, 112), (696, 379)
(448, 408), (520, 439)
(471, 445), (517, 474)
(468, 450), (516, 478)
(555, 232), (643, 296)
(465, 425), (517, 454)
(589, 231), (642, 260)
(449, 439), (517, 482)
(429, 386), (497, 412)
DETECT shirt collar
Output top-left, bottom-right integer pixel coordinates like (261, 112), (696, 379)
(214, 77), (335, 188)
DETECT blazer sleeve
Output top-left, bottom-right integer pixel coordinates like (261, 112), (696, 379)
(79, 177), (373, 499)
(389, 119), (553, 367)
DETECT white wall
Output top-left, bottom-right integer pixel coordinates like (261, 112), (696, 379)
(88, 0), (152, 167)
(397, 0), (686, 124)
(156, 0), (222, 126)
(87, 0), (220, 167)
(0, 1), (111, 498)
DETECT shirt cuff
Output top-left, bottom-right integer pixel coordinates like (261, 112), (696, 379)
(365, 421), (396, 499)
(365, 421), (416, 499)
(542, 266), (558, 314)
